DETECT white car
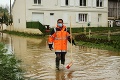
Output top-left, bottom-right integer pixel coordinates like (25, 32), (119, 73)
(115, 20), (120, 26)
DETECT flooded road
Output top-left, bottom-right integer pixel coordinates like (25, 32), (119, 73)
(0, 33), (120, 80)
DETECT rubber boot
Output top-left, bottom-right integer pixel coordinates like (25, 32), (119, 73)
(56, 57), (60, 70)
(61, 52), (66, 65)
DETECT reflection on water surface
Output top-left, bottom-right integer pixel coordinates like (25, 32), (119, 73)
(0, 33), (120, 80)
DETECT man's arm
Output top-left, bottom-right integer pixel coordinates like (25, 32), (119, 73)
(67, 29), (76, 45)
(48, 29), (55, 50)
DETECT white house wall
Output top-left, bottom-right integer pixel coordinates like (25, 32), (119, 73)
(13, 0), (108, 29)
(12, 0), (26, 30)
(91, 12), (108, 27)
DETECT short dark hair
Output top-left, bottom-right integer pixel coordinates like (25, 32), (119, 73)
(57, 19), (63, 23)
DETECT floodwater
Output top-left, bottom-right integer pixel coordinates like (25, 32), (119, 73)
(0, 33), (120, 80)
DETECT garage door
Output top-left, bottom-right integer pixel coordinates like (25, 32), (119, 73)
(32, 13), (44, 24)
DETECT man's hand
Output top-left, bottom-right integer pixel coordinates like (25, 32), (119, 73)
(68, 36), (76, 46)
(72, 40), (76, 46)
(50, 47), (53, 51)
(49, 44), (53, 51)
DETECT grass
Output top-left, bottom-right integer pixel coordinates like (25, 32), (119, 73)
(74, 27), (120, 52)
(71, 27), (120, 33)
(77, 41), (120, 52)
(90, 33), (120, 41)
(1, 30), (45, 39)
(0, 43), (24, 80)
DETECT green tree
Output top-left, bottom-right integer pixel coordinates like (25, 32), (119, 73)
(0, 5), (9, 25)
(3, 12), (8, 25)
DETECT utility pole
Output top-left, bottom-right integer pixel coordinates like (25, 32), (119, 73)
(117, 0), (119, 19)
(10, 0), (12, 30)
(10, 0), (11, 18)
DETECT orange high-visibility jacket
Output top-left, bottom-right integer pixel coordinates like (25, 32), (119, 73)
(48, 25), (70, 52)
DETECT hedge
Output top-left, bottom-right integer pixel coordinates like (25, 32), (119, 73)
(26, 21), (46, 34)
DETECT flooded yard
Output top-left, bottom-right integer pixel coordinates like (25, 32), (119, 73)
(0, 33), (120, 80)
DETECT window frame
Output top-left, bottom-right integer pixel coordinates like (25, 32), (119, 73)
(78, 13), (88, 22)
(79, 0), (86, 6)
(65, 0), (69, 6)
(33, 0), (41, 5)
(18, 19), (20, 23)
(96, 0), (103, 7)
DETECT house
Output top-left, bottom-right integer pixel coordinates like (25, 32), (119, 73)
(108, 0), (120, 20)
(12, 0), (108, 33)
(108, 0), (120, 27)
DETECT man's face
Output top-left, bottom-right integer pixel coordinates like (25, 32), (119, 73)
(57, 20), (63, 27)
(57, 20), (63, 24)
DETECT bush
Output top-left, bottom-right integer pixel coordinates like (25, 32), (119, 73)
(26, 21), (46, 34)
(0, 43), (24, 80)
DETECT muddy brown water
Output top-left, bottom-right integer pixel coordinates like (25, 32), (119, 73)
(0, 33), (120, 80)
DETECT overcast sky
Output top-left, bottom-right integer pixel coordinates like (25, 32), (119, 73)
(0, 0), (14, 7)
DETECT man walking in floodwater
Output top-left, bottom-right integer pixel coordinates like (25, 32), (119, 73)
(48, 19), (75, 70)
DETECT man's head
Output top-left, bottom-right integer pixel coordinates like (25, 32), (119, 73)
(57, 19), (63, 27)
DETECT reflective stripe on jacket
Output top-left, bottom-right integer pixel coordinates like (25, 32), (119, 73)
(48, 25), (70, 52)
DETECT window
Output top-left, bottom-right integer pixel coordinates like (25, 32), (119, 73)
(78, 14), (87, 22)
(80, 0), (86, 6)
(38, 0), (41, 4)
(34, 0), (37, 4)
(34, 0), (41, 4)
(65, 0), (69, 6)
(96, 0), (103, 7)
(32, 13), (44, 24)
(61, 0), (75, 6)
(50, 13), (54, 15)
(18, 19), (20, 23)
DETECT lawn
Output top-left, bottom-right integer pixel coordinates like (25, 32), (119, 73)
(74, 27), (120, 52)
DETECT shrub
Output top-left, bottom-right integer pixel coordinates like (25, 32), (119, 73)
(0, 43), (24, 80)
(26, 21), (46, 34)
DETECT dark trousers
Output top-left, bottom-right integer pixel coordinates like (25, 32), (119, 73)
(55, 52), (66, 68)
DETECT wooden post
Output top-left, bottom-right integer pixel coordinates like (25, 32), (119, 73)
(1, 23), (3, 31)
(0, 24), (1, 31)
(84, 26), (86, 35)
(117, 0), (119, 19)
(108, 30), (111, 41)
(89, 29), (91, 39)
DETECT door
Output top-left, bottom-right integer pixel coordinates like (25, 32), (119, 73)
(32, 13), (44, 24)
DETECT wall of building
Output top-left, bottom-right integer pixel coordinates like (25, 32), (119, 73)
(26, 0), (108, 27)
(108, 0), (120, 19)
(12, 0), (26, 30)
(12, 0), (108, 32)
